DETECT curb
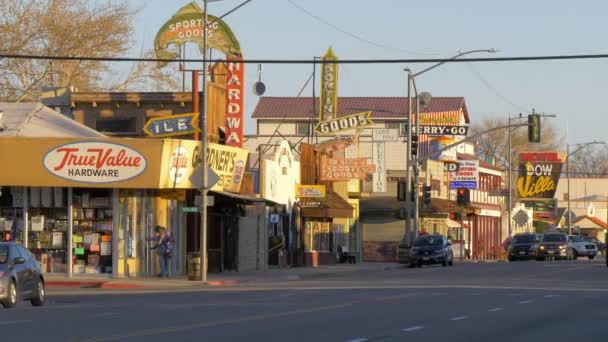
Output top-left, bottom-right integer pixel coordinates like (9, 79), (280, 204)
(46, 281), (144, 289)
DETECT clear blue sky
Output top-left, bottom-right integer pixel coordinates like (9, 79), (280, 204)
(133, 0), (608, 145)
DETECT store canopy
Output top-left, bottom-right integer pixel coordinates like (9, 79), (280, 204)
(299, 192), (353, 219)
(0, 102), (105, 138)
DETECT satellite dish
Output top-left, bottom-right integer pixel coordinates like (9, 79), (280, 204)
(253, 81), (266, 96)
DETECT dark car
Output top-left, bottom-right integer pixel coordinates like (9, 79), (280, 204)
(0, 242), (45, 308)
(535, 232), (569, 260)
(508, 233), (540, 261)
(409, 234), (454, 268)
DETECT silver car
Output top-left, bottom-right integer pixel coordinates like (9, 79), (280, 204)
(0, 242), (45, 308)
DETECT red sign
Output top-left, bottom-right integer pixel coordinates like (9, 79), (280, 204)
(43, 142), (147, 183)
(320, 157), (376, 181)
(225, 56), (244, 147)
(520, 152), (561, 162)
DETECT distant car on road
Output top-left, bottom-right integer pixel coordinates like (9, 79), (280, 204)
(582, 236), (605, 255)
(536, 232), (569, 260)
(568, 235), (597, 260)
(409, 234), (454, 268)
(508, 233), (540, 261)
(0, 242), (45, 308)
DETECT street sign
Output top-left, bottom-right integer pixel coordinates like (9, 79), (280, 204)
(207, 167), (220, 190)
(488, 189), (510, 197)
(181, 206), (201, 213)
(143, 113), (200, 137)
(417, 125), (469, 136)
(270, 213), (280, 224)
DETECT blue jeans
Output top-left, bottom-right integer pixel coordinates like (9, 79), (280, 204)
(159, 254), (170, 277)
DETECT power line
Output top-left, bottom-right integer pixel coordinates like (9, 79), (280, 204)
(3, 52), (608, 64)
(465, 63), (528, 112)
(285, 0), (446, 57)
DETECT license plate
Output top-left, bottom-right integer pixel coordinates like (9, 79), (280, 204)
(423, 257), (430, 261)
(519, 251), (526, 255)
(548, 250), (555, 254)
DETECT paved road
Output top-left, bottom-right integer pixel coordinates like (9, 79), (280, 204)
(2, 259), (607, 342)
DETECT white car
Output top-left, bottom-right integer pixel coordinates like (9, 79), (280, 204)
(568, 235), (597, 259)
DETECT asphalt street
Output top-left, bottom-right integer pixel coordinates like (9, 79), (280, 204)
(2, 259), (608, 342)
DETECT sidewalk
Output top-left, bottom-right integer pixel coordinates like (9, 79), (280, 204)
(44, 262), (404, 290)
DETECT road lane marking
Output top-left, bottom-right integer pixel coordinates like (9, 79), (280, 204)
(0, 320), (32, 326)
(449, 316), (468, 321)
(278, 293), (294, 297)
(91, 313), (117, 318)
(488, 307), (503, 312)
(431, 292), (448, 295)
(543, 294), (560, 298)
(402, 326), (424, 332)
(519, 300), (532, 304)
(505, 293), (523, 297)
(374, 293), (417, 301)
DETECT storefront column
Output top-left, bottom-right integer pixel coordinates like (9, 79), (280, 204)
(67, 188), (73, 278)
(112, 189), (119, 278)
(23, 187), (28, 249)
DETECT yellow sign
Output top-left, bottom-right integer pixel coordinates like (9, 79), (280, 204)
(419, 114), (460, 126)
(295, 184), (326, 198)
(319, 47), (338, 122)
(205, 143), (248, 193)
(159, 189), (187, 201)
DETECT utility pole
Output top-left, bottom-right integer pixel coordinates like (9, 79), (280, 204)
(199, 0), (209, 283)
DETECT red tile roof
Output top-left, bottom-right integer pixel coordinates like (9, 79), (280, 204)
(251, 96), (469, 123)
(574, 216), (608, 229)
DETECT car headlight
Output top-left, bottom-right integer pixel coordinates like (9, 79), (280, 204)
(540, 246), (545, 250)
(559, 245), (566, 250)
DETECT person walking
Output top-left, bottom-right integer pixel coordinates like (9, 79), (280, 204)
(150, 226), (174, 278)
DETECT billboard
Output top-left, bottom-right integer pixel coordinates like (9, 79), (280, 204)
(320, 157), (376, 181)
(449, 160), (479, 190)
(517, 152), (563, 199)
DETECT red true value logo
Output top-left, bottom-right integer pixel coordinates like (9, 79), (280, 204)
(53, 147), (142, 171)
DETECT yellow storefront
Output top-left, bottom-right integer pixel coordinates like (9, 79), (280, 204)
(0, 137), (203, 278)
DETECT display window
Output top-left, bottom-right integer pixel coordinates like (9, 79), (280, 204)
(0, 187), (24, 243)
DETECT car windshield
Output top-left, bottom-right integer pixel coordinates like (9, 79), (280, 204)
(543, 234), (566, 242)
(0, 245), (8, 264)
(414, 236), (443, 247)
(513, 235), (536, 244)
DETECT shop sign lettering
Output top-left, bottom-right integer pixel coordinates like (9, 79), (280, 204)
(225, 57), (244, 147)
(319, 47), (338, 121)
(449, 160), (479, 190)
(418, 125), (468, 136)
(295, 185), (326, 198)
(320, 157), (376, 181)
(315, 111), (373, 135)
(169, 147), (189, 185)
(517, 160), (562, 198)
(200, 143), (248, 193)
(43, 141), (147, 183)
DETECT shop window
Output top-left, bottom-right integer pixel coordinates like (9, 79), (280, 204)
(296, 122), (311, 136)
(304, 221), (331, 252)
(71, 188), (113, 274)
(96, 117), (137, 134)
(0, 187), (24, 243)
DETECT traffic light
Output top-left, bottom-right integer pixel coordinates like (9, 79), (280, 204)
(450, 212), (462, 221)
(410, 134), (419, 158)
(423, 185), (432, 206)
(528, 114), (541, 143)
(397, 180), (406, 202)
(456, 187), (470, 206)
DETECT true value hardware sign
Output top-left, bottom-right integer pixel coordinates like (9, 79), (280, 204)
(314, 47), (374, 135)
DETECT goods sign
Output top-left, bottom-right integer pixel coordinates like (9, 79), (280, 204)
(225, 57), (244, 147)
(295, 184), (326, 198)
(372, 142), (386, 192)
(168, 146), (189, 185)
(320, 157), (376, 181)
(417, 125), (468, 136)
(518, 152), (563, 199)
(143, 113), (199, 137)
(205, 143), (248, 193)
(43, 141), (147, 184)
(319, 47), (338, 122)
(315, 111), (374, 135)
(372, 128), (399, 142)
(449, 160), (479, 190)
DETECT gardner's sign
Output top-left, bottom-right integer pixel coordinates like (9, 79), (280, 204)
(204, 143), (248, 193)
(315, 111), (373, 135)
(518, 152), (563, 199)
(43, 142), (147, 183)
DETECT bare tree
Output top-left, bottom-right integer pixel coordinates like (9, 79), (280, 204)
(0, 0), (178, 101)
(568, 146), (608, 178)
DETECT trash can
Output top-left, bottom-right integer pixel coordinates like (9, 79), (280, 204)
(187, 252), (201, 281)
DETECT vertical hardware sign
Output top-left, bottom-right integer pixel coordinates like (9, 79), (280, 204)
(319, 47), (338, 122)
(226, 56), (244, 147)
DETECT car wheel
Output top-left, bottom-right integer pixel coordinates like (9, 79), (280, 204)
(589, 255), (595, 260)
(2, 280), (17, 309)
(442, 258), (447, 267)
(408, 262), (416, 268)
(448, 255), (454, 266)
(572, 249), (578, 260)
(30, 278), (45, 307)
(536, 257), (544, 261)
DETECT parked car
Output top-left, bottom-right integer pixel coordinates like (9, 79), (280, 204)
(568, 235), (597, 259)
(409, 234), (454, 268)
(508, 233), (540, 261)
(582, 236), (606, 255)
(535, 232), (569, 260)
(0, 242), (45, 308)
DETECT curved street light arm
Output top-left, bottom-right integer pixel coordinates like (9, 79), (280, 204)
(412, 49), (497, 78)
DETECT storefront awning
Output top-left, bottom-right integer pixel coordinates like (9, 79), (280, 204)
(210, 190), (284, 207)
(298, 192), (353, 219)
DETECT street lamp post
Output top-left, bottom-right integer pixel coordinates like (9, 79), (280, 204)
(403, 49), (496, 250)
(566, 141), (606, 235)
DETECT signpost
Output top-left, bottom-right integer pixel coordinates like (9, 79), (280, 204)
(143, 113), (199, 137)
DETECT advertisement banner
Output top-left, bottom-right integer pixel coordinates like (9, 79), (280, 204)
(319, 47), (338, 122)
(225, 56), (244, 147)
(517, 152), (563, 199)
(205, 143), (248, 193)
(320, 157), (376, 181)
(0, 137), (204, 189)
(295, 185), (326, 198)
(449, 160), (479, 190)
(372, 142), (386, 192)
